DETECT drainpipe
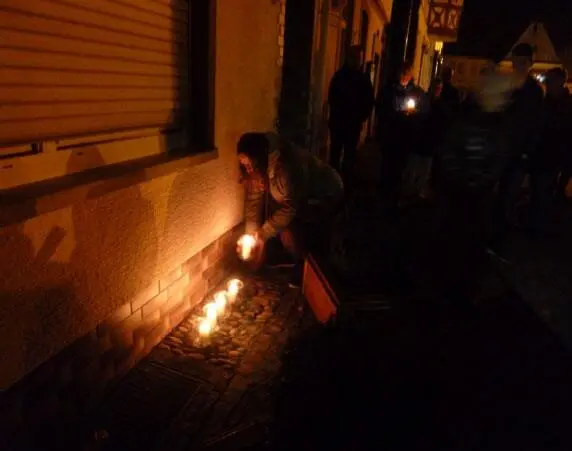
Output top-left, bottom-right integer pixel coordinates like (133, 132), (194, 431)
(403, 0), (414, 62)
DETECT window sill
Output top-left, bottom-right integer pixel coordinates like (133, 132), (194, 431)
(0, 148), (218, 228)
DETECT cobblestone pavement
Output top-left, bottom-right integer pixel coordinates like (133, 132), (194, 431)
(79, 142), (572, 451)
(82, 272), (316, 450)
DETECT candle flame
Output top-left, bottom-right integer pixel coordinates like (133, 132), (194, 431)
(237, 234), (256, 261)
(198, 318), (213, 336)
(227, 278), (243, 296)
(214, 291), (227, 314)
(204, 302), (218, 321)
(406, 98), (416, 110)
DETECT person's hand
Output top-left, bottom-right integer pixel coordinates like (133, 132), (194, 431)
(247, 233), (266, 271)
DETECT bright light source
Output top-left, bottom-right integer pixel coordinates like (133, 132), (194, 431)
(406, 98), (417, 110)
(237, 234), (256, 261)
(226, 278), (243, 302)
(214, 291), (227, 314)
(204, 302), (218, 321)
(198, 318), (214, 336)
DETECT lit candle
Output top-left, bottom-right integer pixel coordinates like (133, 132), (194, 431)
(237, 234), (256, 261)
(405, 97), (417, 112)
(214, 291), (227, 314)
(204, 302), (218, 321)
(226, 278), (244, 302)
(198, 318), (213, 337)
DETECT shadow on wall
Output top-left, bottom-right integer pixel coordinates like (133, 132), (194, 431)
(0, 150), (159, 391)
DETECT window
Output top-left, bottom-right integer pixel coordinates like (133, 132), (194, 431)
(0, 0), (213, 191)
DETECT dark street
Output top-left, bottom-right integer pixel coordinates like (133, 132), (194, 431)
(2, 2), (572, 450)
(71, 142), (572, 451)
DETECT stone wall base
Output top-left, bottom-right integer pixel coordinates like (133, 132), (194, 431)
(0, 223), (243, 448)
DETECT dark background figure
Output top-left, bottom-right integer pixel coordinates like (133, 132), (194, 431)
(426, 66), (461, 194)
(433, 69), (513, 311)
(328, 45), (374, 196)
(494, 43), (544, 236)
(438, 66), (461, 113)
(376, 61), (429, 216)
(529, 67), (572, 234)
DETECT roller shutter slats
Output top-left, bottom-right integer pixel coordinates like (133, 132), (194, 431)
(0, 0), (188, 145)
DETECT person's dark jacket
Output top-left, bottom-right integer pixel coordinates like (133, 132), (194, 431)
(439, 82), (461, 113)
(531, 89), (572, 173)
(505, 75), (544, 161)
(427, 82), (461, 157)
(376, 80), (430, 154)
(244, 141), (344, 241)
(328, 65), (374, 128)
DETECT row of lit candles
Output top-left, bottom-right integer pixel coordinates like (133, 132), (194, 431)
(197, 278), (244, 337)
(195, 233), (255, 338)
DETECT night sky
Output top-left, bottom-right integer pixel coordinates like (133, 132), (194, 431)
(445, 0), (572, 61)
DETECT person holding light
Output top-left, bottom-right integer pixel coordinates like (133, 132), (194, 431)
(237, 132), (344, 273)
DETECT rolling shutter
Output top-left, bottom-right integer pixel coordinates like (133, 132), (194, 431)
(0, 0), (189, 146)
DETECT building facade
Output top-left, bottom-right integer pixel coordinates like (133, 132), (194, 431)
(0, 0), (287, 440)
(443, 55), (494, 98)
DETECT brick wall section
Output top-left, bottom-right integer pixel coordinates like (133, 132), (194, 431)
(0, 223), (244, 447)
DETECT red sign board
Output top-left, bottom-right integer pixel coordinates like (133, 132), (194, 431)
(428, 0), (464, 41)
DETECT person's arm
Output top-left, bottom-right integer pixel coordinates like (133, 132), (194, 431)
(244, 175), (265, 235)
(259, 167), (298, 241)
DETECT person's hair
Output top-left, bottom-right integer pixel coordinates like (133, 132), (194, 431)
(511, 43), (534, 60)
(546, 67), (568, 85)
(400, 61), (414, 75)
(237, 132), (270, 172)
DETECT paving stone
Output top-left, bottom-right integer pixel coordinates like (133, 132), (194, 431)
(75, 273), (315, 450)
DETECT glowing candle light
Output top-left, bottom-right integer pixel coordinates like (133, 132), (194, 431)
(405, 97), (417, 112)
(226, 278), (244, 302)
(237, 234), (256, 261)
(203, 302), (218, 321)
(198, 318), (213, 337)
(214, 291), (227, 314)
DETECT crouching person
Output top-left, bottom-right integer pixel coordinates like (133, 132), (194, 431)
(237, 132), (345, 272)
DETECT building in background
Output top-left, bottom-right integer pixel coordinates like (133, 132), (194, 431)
(443, 55), (493, 98)
(383, 0), (465, 96)
(278, 0), (393, 160)
(499, 22), (563, 78)
(444, 22), (564, 98)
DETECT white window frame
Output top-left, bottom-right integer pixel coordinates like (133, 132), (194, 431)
(0, 127), (188, 191)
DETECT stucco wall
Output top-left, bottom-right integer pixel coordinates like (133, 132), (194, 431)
(0, 0), (282, 389)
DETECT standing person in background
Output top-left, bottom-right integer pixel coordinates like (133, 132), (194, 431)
(494, 43), (544, 237)
(437, 66), (461, 113)
(328, 45), (375, 197)
(376, 61), (429, 215)
(426, 67), (461, 196)
(434, 69), (513, 311)
(529, 67), (572, 235)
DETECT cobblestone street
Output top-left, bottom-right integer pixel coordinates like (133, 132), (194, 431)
(75, 141), (572, 451)
(82, 273), (316, 450)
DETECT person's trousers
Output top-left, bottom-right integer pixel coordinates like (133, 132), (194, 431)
(402, 154), (433, 199)
(329, 124), (361, 195)
(379, 145), (410, 216)
(494, 157), (527, 232)
(530, 170), (558, 233)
